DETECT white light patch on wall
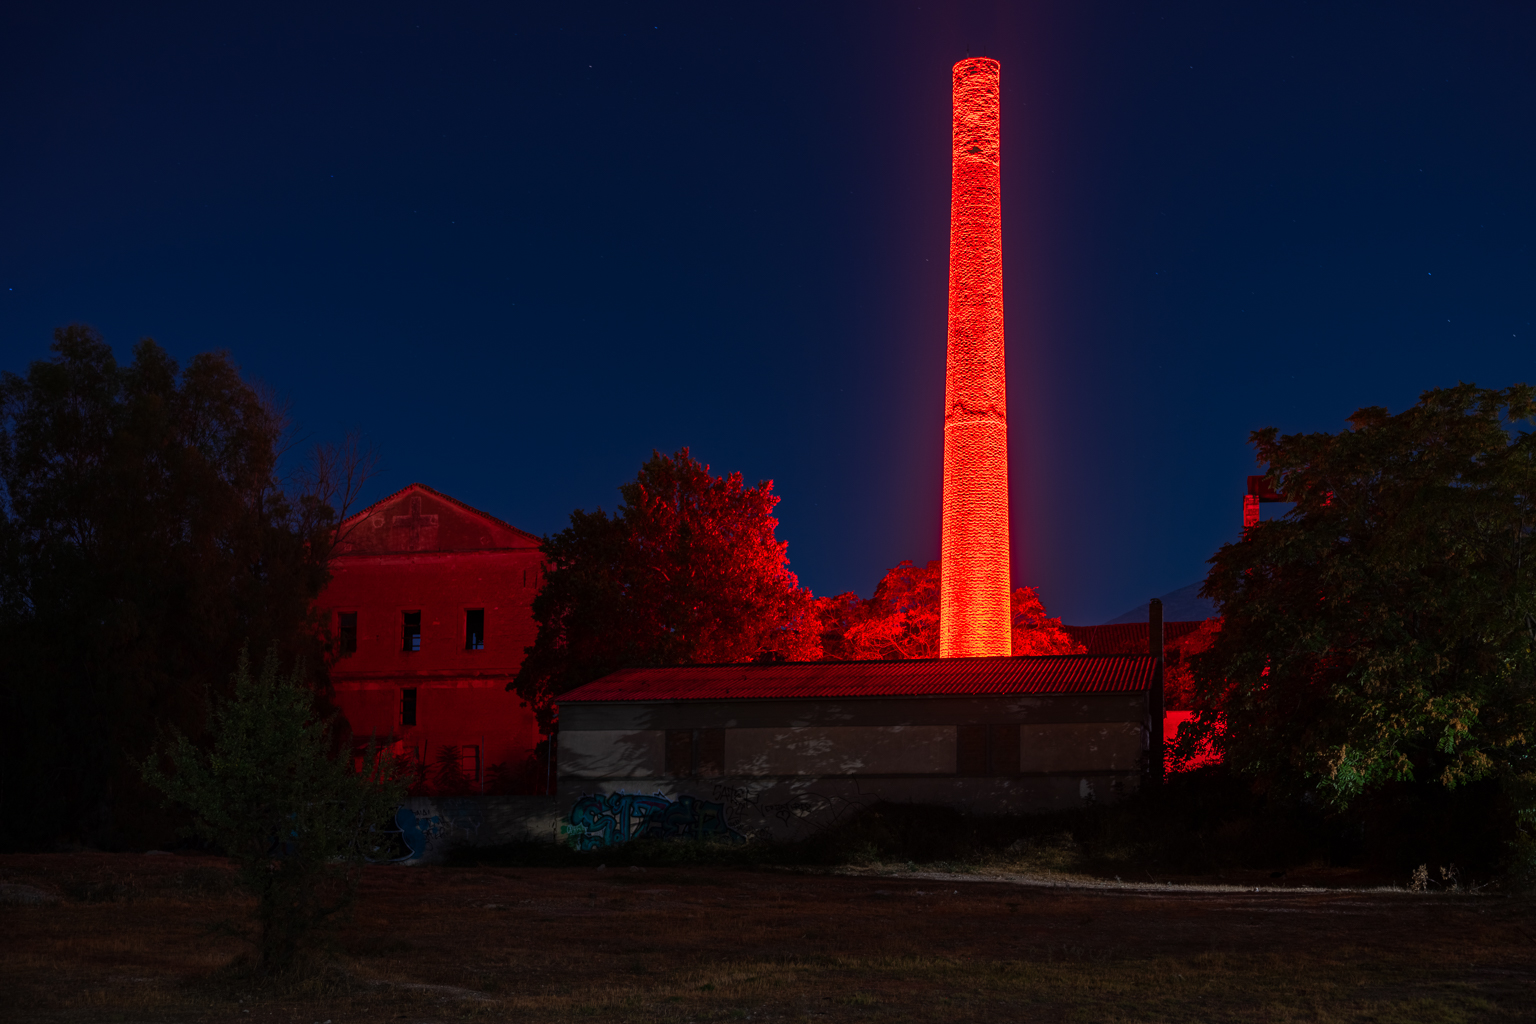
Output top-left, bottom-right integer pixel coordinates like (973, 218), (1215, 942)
(559, 729), (664, 778)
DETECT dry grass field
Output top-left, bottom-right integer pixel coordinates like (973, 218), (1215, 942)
(2, 851), (1534, 1023)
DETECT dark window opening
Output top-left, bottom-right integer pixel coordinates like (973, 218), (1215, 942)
(665, 728), (725, 778)
(465, 609), (485, 650)
(460, 744), (480, 783)
(402, 611), (421, 652)
(696, 728), (724, 776)
(400, 688), (418, 727)
(957, 724), (1019, 777)
(665, 729), (691, 777)
(338, 612), (357, 655)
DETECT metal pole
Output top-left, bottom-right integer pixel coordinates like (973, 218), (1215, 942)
(1149, 598), (1165, 784)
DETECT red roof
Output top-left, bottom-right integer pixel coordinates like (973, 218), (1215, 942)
(558, 655), (1157, 703)
(1064, 621), (1204, 657)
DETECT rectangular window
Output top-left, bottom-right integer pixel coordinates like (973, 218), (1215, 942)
(957, 724), (1019, 776)
(664, 729), (725, 777)
(337, 612), (357, 655)
(460, 744), (480, 783)
(465, 609), (485, 650)
(402, 611), (421, 652)
(400, 688), (418, 727)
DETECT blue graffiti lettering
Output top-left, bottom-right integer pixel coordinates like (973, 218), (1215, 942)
(567, 792), (744, 850)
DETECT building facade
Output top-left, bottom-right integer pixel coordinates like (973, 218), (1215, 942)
(553, 656), (1156, 848)
(319, 483), (545, 790)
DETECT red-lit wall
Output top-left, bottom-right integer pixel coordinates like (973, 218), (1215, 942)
(940, 57), (1012, 658)
(318, 484), (544, 780)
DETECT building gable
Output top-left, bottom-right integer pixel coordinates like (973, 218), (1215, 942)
(335, 483), (540, 554)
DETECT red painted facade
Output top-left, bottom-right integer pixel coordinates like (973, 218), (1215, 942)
(318, 483), (545, 789)
(940, 57), (1012, 658)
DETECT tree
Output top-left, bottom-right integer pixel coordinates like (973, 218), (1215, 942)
(143, 648), (407, 973)
(819, 560), (1082, 660)
(1163, 617), (1222, 711)
(1183, 384), (1536, 816)
(840, 560), (942, 659)
(0, 326), (343, 848)
(513, 448), (819, 726)
(1010, 585), (1085, 656)
(812, 589), (867, 661)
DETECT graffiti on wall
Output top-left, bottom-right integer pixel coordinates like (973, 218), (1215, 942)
(564, 792), (744, 850)
(710, 782), (844, 834)
(365, 802), (486, 862)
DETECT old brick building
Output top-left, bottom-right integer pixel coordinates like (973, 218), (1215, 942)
(319, 483), (545, 790)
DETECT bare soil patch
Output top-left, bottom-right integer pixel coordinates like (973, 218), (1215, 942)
(2, 851), (1533, 1022)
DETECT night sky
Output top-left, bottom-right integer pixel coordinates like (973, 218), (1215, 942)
(2, 2), (1531, 625)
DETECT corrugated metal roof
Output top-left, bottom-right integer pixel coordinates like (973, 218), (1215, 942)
(1063, 621), (1204, 657)
(558, 655), (1157, 703)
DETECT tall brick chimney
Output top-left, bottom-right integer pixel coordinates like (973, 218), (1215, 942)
(939, 57), (1011, 658)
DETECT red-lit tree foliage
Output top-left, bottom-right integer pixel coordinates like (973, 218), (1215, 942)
(842, 560), (942, 660)
(816, 560), (1079, 661)
(513, 449), (819, 729)
(1010, 586), (1085, 656)
(1162, 618), (1221, 711)
(812, 589), (869, 662)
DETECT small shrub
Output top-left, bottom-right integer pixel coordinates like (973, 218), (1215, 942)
(142, 647), (409, 973)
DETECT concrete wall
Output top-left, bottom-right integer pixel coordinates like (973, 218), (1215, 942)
(561, 693), (1147, 731)
(558, 722), (1144, 778)
(555, 774), (1137, 849)
(553, 691), (1150, 848)
(392, 795), (564, 863)
(384, 690), (1149, 859)
(1020, 723), (1143, 773)
(727, 726), (955, 776)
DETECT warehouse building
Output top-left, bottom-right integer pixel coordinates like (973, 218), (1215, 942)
(553, 655), (1158, 848)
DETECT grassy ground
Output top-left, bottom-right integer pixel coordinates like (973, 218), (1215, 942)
(3, 850), (1534, 1023)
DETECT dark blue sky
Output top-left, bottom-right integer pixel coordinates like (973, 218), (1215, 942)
(2, 2), (1531, 624)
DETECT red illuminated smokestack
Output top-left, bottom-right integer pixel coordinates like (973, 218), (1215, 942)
(939, 57), (1011, 658)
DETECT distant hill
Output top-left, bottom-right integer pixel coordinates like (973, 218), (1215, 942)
(1103, 580), (1217, 625)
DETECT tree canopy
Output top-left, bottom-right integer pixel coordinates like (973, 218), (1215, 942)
(815, 560), (1082, 660)
(512, 448), (818, 727)
(0, 326), (339, 848)
(1183, 383), (1536, 810)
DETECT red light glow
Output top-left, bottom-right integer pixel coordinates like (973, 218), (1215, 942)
(939, 57), (1011, 658)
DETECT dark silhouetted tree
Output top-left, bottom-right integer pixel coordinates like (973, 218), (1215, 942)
(1182, 385), (1536, 849)
(0, 326), (348, 848)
